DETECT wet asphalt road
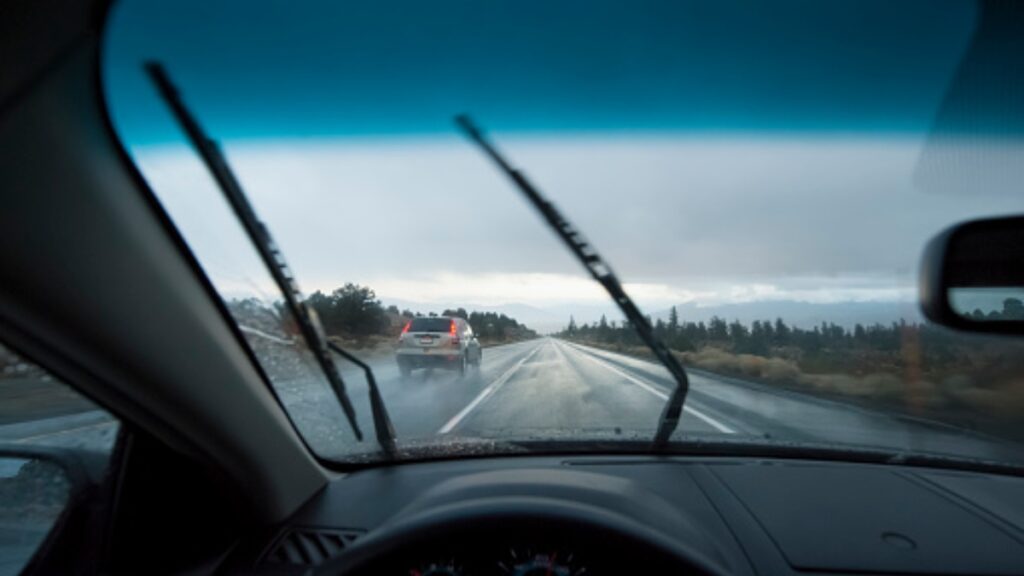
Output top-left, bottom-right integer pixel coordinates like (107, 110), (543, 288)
(6, 337), (1024, 465)
(313, 337), (1024, 462)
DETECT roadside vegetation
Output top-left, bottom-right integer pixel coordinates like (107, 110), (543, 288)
(305, 283), (537, 347)
(557, 300), (1024, 439)
(166, 285), (540, 385)
(222, 283), (537, 357)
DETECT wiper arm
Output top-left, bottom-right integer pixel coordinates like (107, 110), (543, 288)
(455, 115), (690, 447)
(146, 62), (396, 456)
(327, 342), (396, 455)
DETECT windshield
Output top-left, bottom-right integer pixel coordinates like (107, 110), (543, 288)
(102, 0), (1024, 466)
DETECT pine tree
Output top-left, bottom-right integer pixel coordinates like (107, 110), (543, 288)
(668, 306), (680, 339)
(709, 316), (729, 341)
(774, 318), (790, 345)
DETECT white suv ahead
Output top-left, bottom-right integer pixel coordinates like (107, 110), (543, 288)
(396, 316), (482, 377)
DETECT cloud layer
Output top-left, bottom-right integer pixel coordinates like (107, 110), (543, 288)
(135, 135), (1022, 309)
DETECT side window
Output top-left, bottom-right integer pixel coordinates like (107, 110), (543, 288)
(0, 342), (120, 575)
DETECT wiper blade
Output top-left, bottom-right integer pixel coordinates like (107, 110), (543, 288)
(327, 342), (396, 455)
(146, 62), (396, 456)
(455, 115), (690, 446)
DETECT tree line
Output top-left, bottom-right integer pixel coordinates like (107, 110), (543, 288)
(305, 283), (537, 341)
(965, 297), (1024, 321)
(561, 306), (905, 355)
(559, 298), (1024, 368)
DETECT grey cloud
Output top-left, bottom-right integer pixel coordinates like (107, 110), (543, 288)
(139, 136), (1023, 305)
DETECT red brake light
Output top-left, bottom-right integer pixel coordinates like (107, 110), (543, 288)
(401, 321), (411, 335)
(450, 320), (460, 344)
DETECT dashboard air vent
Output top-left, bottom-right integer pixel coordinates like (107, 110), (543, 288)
(263, 528), (362, 566)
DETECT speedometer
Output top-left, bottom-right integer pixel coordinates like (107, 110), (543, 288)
(497, 549), (587, 576)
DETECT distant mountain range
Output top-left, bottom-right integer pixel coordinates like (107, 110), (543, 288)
(652, 300), (923, 330)
(381, 297), (923, 334)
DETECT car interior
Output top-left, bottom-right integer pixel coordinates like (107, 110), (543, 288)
(2, 0), (1024, 575)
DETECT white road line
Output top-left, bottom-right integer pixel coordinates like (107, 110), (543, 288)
(12, 420), (117, 443)
(239, 325), (295, 345)
(437, 342), (545, 434)
(558, 340), (736, 434)
(521, 359), (561, 368)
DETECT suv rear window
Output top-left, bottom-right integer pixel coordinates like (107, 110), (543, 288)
(409, 318), (454, 332)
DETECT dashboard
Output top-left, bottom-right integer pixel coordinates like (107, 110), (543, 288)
(225, 455), (1024, 575)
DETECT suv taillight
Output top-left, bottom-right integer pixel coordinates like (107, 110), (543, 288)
(449, 320), (460, 345)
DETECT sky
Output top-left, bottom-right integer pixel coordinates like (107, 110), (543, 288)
(131, 134), (1022, 322)
(103, 0), (1024, 327)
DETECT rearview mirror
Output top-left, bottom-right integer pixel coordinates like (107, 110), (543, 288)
(920, 215), (1024, 334)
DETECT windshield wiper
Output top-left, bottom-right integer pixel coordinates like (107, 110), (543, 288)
(455, 115), (691, 447)
(145, 62), (396, 457)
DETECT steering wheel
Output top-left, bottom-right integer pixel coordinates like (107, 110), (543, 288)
(314, 496), (729, 575)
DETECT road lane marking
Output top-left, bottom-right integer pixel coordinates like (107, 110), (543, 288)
(521, 359), (561, 367)
(558, 341), (736, 434)
(239, 324), (296, 345)
(437, 343), (545, 434)
(10, 420), (117, 443)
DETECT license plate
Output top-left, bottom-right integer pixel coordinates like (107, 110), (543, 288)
(418, 337), (432, 345)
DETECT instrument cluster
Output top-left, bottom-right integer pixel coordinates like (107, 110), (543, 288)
(409, 546), (591, 576)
